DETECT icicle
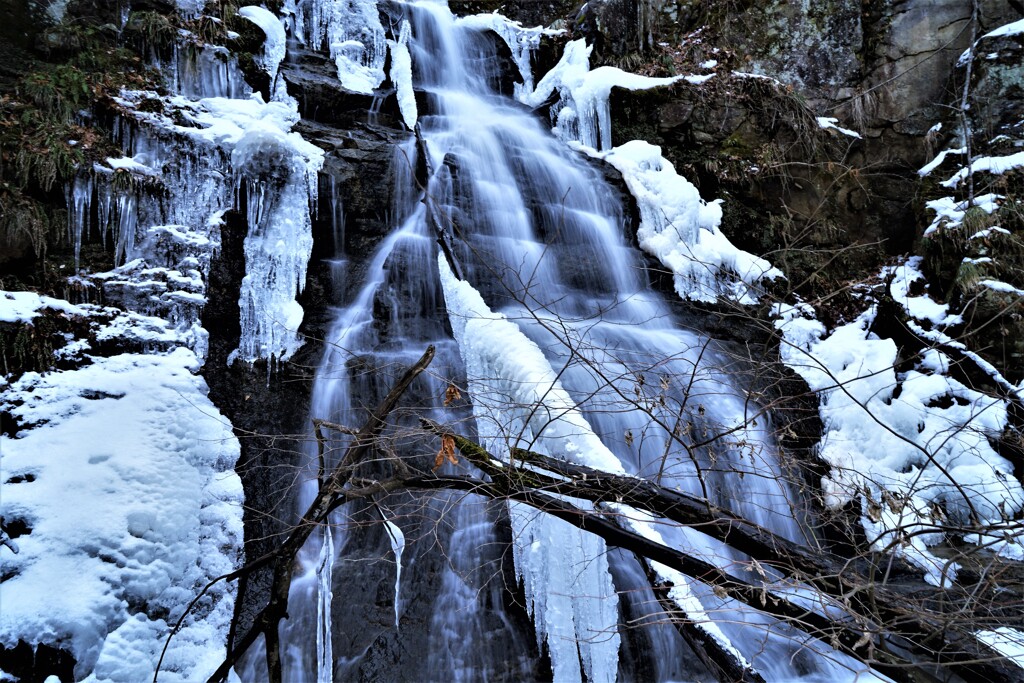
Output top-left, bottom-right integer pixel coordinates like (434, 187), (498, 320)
(382, 514), (405, 629)
(316, 528), (334, 683)
(231, 122), (323, 363)
(437, 254), (622, 683)
(65, 174), (93, 271)
(114, 193), (139, 265)
(97, 188), (113, 249)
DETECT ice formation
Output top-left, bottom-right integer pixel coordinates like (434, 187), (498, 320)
(525, 40), (779, 304)
(437, 255), (621, 683)
(298, 0), (388, 94)
(388, 20), (417, 130)
(229, 109), (323, 363)
(111, 85), (324, 363)
(382, 513), (405, 629)
(239, 6), (288, 100)
(520, 39), (679, 151)
(0, 9), (337, 678)
(315, 530), (334, 683)
(456, 12), (561, 94)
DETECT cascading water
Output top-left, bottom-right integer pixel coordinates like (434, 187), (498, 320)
(272, 2), (885, 681)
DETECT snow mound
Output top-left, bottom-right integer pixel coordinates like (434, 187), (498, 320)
(0, 346), (242, 681)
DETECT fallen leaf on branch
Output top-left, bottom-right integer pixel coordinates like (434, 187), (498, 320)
(433, 434), (459, 471)
(444, 382), (461, 407)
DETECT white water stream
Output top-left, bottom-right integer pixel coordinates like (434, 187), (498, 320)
(255, 2), (884, 681)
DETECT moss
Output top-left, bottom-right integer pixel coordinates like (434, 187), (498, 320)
(123, 11), (177, 58)
(0, 318), (57, 378)
(0, 8), (157, 270)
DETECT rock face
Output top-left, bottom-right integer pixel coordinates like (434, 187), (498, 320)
(573, 0), (1022, 325)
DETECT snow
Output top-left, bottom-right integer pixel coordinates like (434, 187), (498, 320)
(941, 151), (1024, 188)
(524, 39), (778, 305)
(299, 0), (387, 94)
(0, 291), (89, 323)
(983, 18), (1024, 40)
(684, 73), (715, 85)
(923, 193), (1002, 235)
(816, 117), (861, 139)
(773, 259), (1024, 585)
(0, 346), (242, 681)
(521, 39), (679, 151)
(598, 140), (782, 304)
(979, 279), (1024, 296)
(104, 155), (160, 177)
(918, 147), (965, 177)
(976, 628), (1024, 669)
(438, 254), (621, 683)
(388, 20), (417, 130)
(887, 257), (959, 326)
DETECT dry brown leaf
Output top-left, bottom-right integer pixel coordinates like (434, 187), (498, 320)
(433, 434), (459, 471)
(443, 383), (461, 407)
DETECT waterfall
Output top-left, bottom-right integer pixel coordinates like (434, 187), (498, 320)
(275, 2), (884, 681)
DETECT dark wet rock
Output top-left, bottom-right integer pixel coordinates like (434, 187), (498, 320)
(0, 640), (77, 683)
